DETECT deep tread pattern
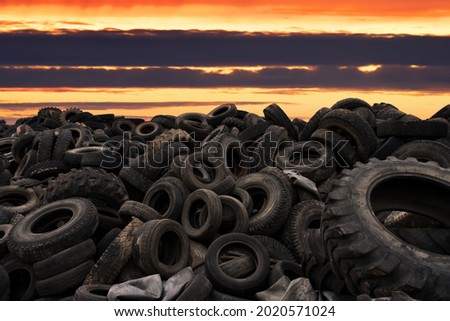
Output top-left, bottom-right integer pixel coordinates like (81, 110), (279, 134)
(322, 158), (450, 300)
(45, 168), (129, 208)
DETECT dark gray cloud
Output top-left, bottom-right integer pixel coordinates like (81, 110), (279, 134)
(0, 30), (448, 66)
(0, 66), (448, 90)
(0, 101), (273, 111)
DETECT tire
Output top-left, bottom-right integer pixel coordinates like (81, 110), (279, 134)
(119, 200), (162, 223)
(64, 146), (109, 167)
(8, 198), (98, 263)
(373, 103), (405, 120)
(32, 239), (96, 280)
(35, 260), (94, 297)
(74, 284), (111, 301)
(221, 117), (246, 131)
(143, 178), (188, 221)
(263, 103), (298, 139)
(59, 124), (93, 148)
(151, 115), (177, 129)
(11, 133), (35, 163)
(391, 140), (450, 168)
(276, 141), (335, 183)
(132, 219), (190, 279)
(0, 185), (40, 215)
(376, 119), (448, 138)
(13, 150), (38, 178)
(238, 122), (273, 142)
(371, 136), (404, 160)
(269, 260), (304, 285)
(310, 128), (358, 168)
(204, 233), (270, 296)
(176, 273), (212, 301)
(431, 104), (450, 120)
(331, 97), (371, 110)
(24, 160), (71, 180)
(52, 129), (74, 160)
(181, 152), (236, 195)
(3, 257), (36, 300)
(111, 119), (136, 136)
(217, 195), (249, 234)
(252, 235), (295, 262)
(60, 108), (82, 125)
(181, 189), (222, 241)
(229, 188), (253, 216)
(45, 168), (129, 209)
(322, 157), (450, 299)
(83, 218), (143, 285)
(236, 172), (292, 235)
(207, 104), (238, 127)
(118, 167), (154, 200)
(318, 109), (377, 162)
(95, 228), (122, 259)
(299, 107), (331, 141)
(36, 130), (55, 163)
(388, 228), (450, 255)
(133, 121), (164, 141)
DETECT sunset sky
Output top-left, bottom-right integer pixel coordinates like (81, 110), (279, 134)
(0, 0), (449, 123)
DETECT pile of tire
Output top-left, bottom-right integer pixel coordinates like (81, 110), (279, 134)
(0, 99), (450, 301)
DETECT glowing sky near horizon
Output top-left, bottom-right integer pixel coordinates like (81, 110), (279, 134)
(0, 0), (449, 122)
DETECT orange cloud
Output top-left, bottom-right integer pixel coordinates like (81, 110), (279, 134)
(1, 0), (449, 17)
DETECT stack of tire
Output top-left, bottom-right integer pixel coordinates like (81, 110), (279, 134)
(0, 99), (449, 301)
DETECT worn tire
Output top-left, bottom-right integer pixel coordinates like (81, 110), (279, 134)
(391, 140), (450, 168)
(132, 219), (190, 279)
(322, 157), (450, 299)
(74, 284), (111, 301)
(205, 233), (271, 296)
(7, 198), (98, 263)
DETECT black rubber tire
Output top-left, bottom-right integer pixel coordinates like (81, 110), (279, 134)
(45, 168), (129, 209)
(205, 233), (270, 296)
(83, 218), (143, 285)
(143, 178), (188, 221)
(11, 133), (35, 163)
(269, 260), (304, 286)
(8, 198), (98, 263)
(111, 119), (136, 136)
(221, 117), (246, 131)
(35, 260), (94, 297)
(151, 115), (177, 129)
(318, 109), (377, 162)
(373, 103), (405, 120)
(252, 235), (296, 262)
(176, 273), (212, 301)
(217, 195), (249, 234)
(331, 97), (371, 110)
(95, 206), (123, 231)
(281, 200), (325, 263)
(52, 129), (74, 160)
(60, 108), (82, 125)
(59, 123), (93, 148)
(299, 107), (331, 141)
(0, 224), (12, 256)
(391, 140), (450, 168)
(0, 208), (14, 224)
(132, 219), (190, 279)
(276, 140), (335, 183)
(0, 185), (40, 215)
(3, 257), (36, 300)
(133, 121), (164, 141)
(236, 172), (292, 235)
(119, 200), (162, 223)
(229, 188), (253, 216)
(181, 152), (236, 195)
(118, 167), (154, 201)
(74, 284), (111, 301)
(238, 122), (273, 142)
(322, 157), (450, 300)
(32, 238), (96, 280)
(354, 106), (376, 128)
(0, 264), (9, 300)
(63, 146), (108, 167)
(95, 227), (122, 259)
(24, 160), (71, 180)
(181, 189), (222, 241)
(36, 130), (55, 163)
(207, 104), (238, 127)
(263, 103), (298, 139)
(250, 125), (288, 171)
(377, 119), (448, 138)
(371, 136), (404, 160)
(310, 128), (358, 168)
(388, 228), (450, 255)
(13, 150), (38, 178)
